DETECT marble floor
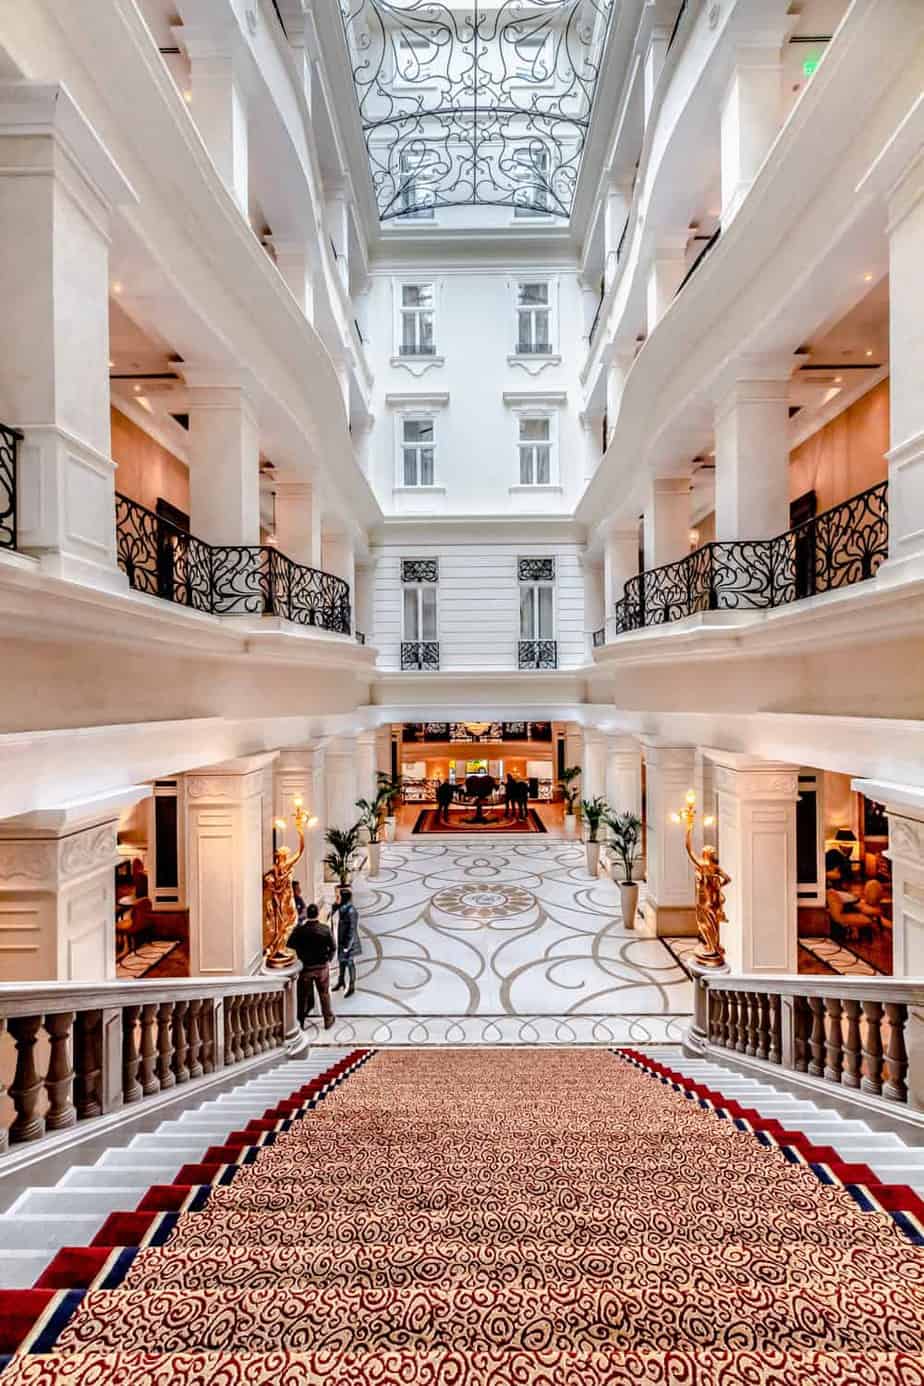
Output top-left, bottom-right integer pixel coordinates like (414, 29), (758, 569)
(304, 838), (693, 1046)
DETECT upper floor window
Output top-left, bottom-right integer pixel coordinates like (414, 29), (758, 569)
(518, 557), (555, 639)
(516, 282), (552, 353)
(401, 416), (435, 486)
(518, 416), (552, 486)
(400, 284), (435, 356)
(514, 145), (551, 218)
(401, 558), (439, 646)
(397, 150), (434, 220)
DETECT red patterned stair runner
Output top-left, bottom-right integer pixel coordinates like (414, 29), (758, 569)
(0, 1048), (922, 1384)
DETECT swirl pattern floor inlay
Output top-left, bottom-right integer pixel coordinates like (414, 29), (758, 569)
(305, 839), (693, 1045)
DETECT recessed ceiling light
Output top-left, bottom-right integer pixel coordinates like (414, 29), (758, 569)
(835, 376), (843, 383)
(863, 272), (873, 282)
(112, 281), (123, 294)
(133, 383), (142, 392)
(866, 349), (873, 357)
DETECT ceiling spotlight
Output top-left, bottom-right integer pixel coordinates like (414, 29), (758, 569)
(834, 376), (843, 383)
(112, 281), (123, 294)
(863, 272), (873, 282)
(133, 383), (142, 392)
(866, 349), (873, 357)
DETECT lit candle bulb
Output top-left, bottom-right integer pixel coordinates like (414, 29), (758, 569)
(685, 788), (696, 806)
(293, 795), (303, 811)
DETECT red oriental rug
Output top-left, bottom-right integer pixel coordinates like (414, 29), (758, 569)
(1, 1049), (923, 1382)
(412, 807), (547, 834)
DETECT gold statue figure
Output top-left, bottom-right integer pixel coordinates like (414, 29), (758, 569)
(671, 789), (730, 968)
(263, 799), (313, 970)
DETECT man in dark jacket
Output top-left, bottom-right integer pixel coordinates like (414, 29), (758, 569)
(331, 886), (361, 998)
(287, 903), (336, 1028)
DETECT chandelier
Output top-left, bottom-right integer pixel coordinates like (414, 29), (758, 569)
(463, 721), (492, 737)
(340, 0), (613, 222)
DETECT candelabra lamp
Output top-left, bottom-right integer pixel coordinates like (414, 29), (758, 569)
(263, 798), (316, 969)
(670, 789), (730, 968)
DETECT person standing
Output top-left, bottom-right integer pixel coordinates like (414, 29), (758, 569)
(287, 903), (336, 1028)
(331, 885), (361, 998)
(292, 879), (309, 924)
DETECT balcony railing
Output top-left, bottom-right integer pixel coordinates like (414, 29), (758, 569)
(116, 493), (351, 633)
(0, 422), (21, 551)
(355, 630), (366, 645)
(398, 344), (437, 357)
(592, 627), (605, 648)
(612, 481), (888, 634)
(401, 640), (440, 671)
(518, 639), (557, 670)
(516, 342), (554, 356)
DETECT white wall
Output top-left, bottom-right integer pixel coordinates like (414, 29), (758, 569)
(372, 541), (586, 671)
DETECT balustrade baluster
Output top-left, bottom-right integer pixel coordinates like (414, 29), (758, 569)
(719, 992), (731, 1048)
(807, 996), (825, 1077)
(735, 994), (748, 1052)
(756, 994), (770, 1062)
(823, 998), (843, 1083)
(201, 1000), (216, 1073)
(74, 1010), (103, 1119)
(241, 996), (254, 1059)
(156, 1001), (176, 1090)
(769, 995), (782, 1065)
(745, 993), (758, 1056)
(793, 996), (809, 1071)
(727, 993), (738, 1052)
(44, 1011), (76, 1130)
(9, 1015), (46, 1143)
(187, 998), (204, 1079)
(841, 999), (862, 1089)
(121, 1004), (143, 1104)
(882, 1002), (909, 1103)
(225, 995), (240, 1065)
(140, 1003), (159, 1094)
(255, 995), (267, 1053)
(172, 999), (189, 1083)
(860, 999), (884, 1095)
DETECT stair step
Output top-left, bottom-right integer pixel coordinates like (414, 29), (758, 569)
(9, 1189), (141, 1218)
(0, 1250), (53, 1290)
(57, 1167), (180, 1190)
(0, 1215), (106, 1250)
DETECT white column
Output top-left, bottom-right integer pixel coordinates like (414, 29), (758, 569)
(641, 742), (696, 936)
(277, 1), (314, 105)
(0, 83), (135, 591)
(356, 731), (378, 807)
(603, 181), (632, 287)
(714, 368), (791, 541)
(184, 755), (272, 976)
(326, 738), (358, 834)
(606, 737), (642, 820)
(185, 373), (261, 545)
(604, 351), (633, 425)
(884, 153), (924, 582)
(564, 724), (583, 781)
(646, 238), (687, 332)
(355, 563), (375, 643)
(721, 45), (783, 227)
(582, 731), (607, 802)
(322, 527), (355, 629)
(325, 185), (350, 289)
(268, 238), (316, 323)
(0, 790), (149, 982)
(174, 17), (249, 215)
(584, 559), (605, 650)
(711, 753), (799, 974)
(275, 746), (326, 904)
(876, 802), (924, 979)
(643, 24), (671, 127)
(273, 480), (322, 568)
(603, 524), (638, 633)
(644, 476), (691, 569)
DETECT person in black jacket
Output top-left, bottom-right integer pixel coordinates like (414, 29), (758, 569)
(288, 903), (336, 1028)
(331, 886), (361, 998)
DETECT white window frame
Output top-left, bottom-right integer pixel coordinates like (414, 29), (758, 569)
(518, 571), (557, 642)
(395, 410), (438, 489)
(513, 142), (552, 219)
(402, 582), (439, 643)
(515, 410), (557, 487)
(513, 278), (556, 355)
(397, 149), (435, 221)
(396, 280), (437, 357)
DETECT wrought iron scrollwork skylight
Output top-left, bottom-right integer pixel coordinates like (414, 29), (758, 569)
(341, 0), (613, 222)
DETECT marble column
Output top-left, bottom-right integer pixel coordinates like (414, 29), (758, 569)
(714, 366), (791, 542)
(322, 528), (355, 632)
(643, 476), (691, 570)
(0, 789), (149, 982)
(184, 754), (274, 976)
(603, 180), (632, 286)
(874, 802), (924, 979)
(0, 82), (135, 591)
(174, 9), (249, 214)
(641, 742), (696, 937)
(711, 752), (799, 974)
(356, 731), (378, 808)
(185, 372), (261, 547)
(606, 738), (642, 821)
(720, 44), (783, 227)
(646, 238), (688, 333)
(582, 731), (607, 803)
(268, 238), (316, 323)
(273, 480), (322, 569)
(275, 746), (326, 904)
(604, 523), (639, 635)
(325, 738), (358, 835)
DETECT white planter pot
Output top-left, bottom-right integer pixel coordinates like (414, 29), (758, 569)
(618, 881), (639, 929)
(384, 817), (396, 842)
(564, 813), (576, 837)
(367, 842), (381, 877)
(585, 841), (600, 876)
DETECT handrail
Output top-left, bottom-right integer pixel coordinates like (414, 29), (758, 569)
(702, 973), (924, 1005)
(675, 225), (721, 297)
(0, 421), (21, 551)
(115, 492), (352, 634)
(613, 480), (888, 632)
(0, 972), (298, 1154)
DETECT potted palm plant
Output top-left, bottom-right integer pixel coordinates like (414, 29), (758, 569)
(559, 766), (581, 837)
(581, 796), (608, 876)
(323, 823), (361, 888)
(376, 772), (402, 842)
(606, 811), (643, 928)
(356, 792), (386, 876)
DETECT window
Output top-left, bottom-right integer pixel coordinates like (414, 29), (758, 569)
(519, 576), (555, 641)
(403, 583), (438, 642)
(518, 416), (552, 485)
(397, 150), (434, 220)
(514, 145), (551, 218)
(401, 416), (435, 486)
(400, 284), (435, 356)
(516, 282), (552, 353)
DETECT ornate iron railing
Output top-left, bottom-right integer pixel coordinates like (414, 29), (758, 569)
(356, 630), (366, 645)
(613, 481), (888, 633)
(401, 640), (440, 671)
(115, 493), (351, 633)
(0, 422), (21, 551)
(592, 627), (605, 647)
(518, 639), (557, 670)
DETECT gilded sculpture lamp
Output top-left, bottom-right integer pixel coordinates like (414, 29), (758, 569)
(263, 797), (317, 970)
(670, 789), (729, 969)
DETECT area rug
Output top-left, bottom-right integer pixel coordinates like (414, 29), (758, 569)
(116, 938), (180, 980)
(2, 1048), (922, 1381)
(799, 936), (882, 976)
(413, 807), (547, 834)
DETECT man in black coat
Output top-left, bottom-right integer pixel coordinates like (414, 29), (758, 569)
(331, 886), (362, 998)
(436, 778), (454, 823)
(288, 903), (336, 1028)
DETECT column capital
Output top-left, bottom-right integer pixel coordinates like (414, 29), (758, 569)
(706, 750), (800, 801)
(0, 82), (137, 211)
(713, 355), (793, 413)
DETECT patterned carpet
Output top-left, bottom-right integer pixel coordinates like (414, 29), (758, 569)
(2, 1049), (923, 1382)
(412, 808), (546, 834)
